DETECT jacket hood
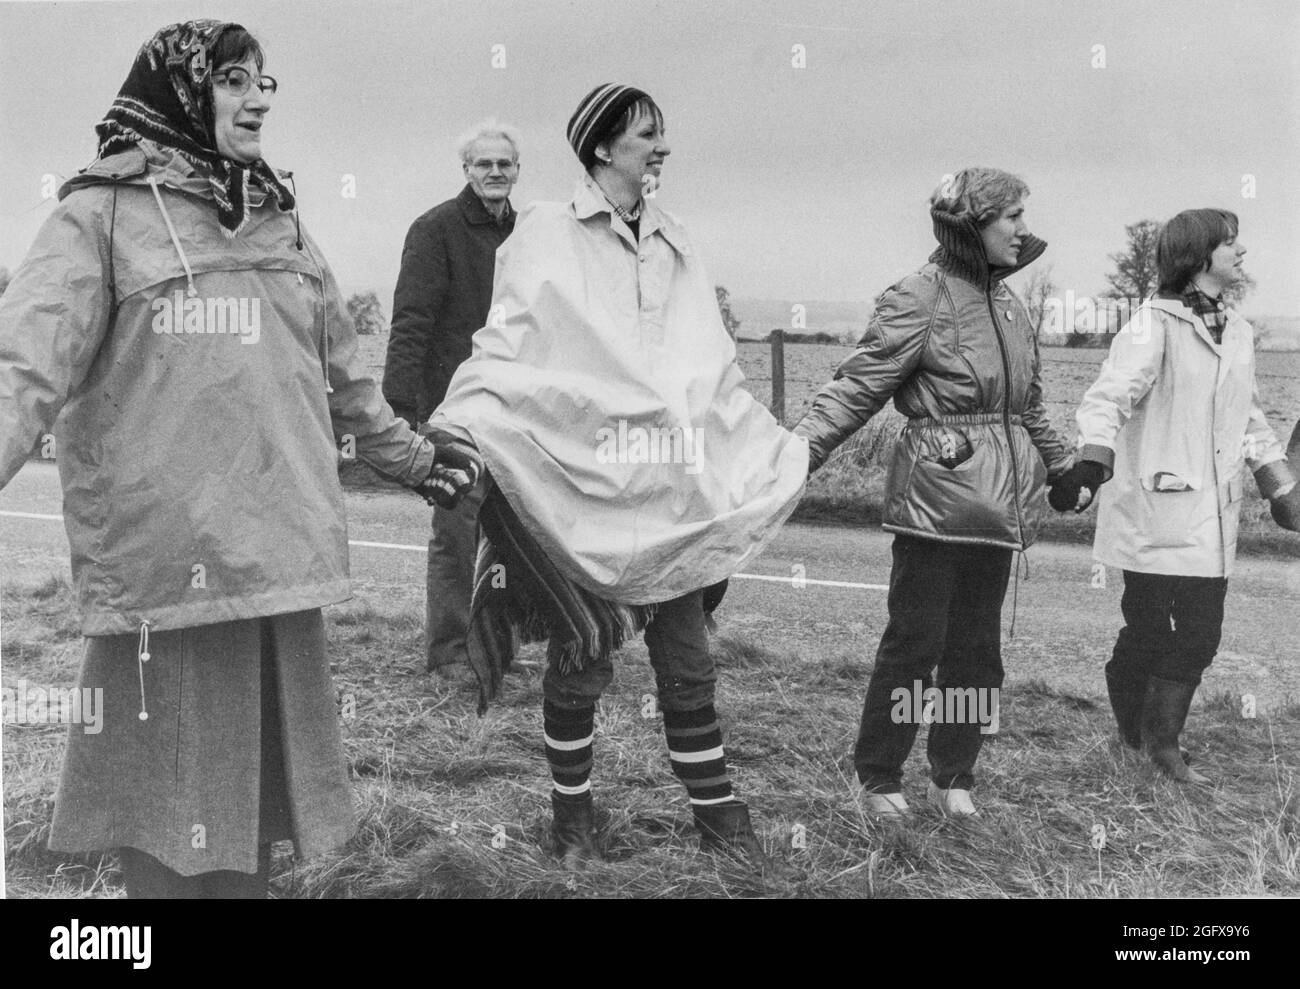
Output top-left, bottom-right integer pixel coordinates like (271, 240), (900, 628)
(929, 207), (1046, 287)
(60, 141), (283, 205)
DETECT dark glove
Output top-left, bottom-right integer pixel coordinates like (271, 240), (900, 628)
(1271, 487), (1300, 532)
(1048, 460), (1107, 513)
(419, 465), (476, 510)
(390, 402), (419, 431)
(416, 437), (484, 510)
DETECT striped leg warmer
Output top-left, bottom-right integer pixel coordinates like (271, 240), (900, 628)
(663, 704), (733, 806)
(544, 700), (595, 802)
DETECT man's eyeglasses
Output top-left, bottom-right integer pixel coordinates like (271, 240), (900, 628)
(213, 67), (279, 97)
(470, 158), (518, 172)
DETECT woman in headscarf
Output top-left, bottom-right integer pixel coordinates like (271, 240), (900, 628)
(431, 84), (808, 871)
(0, 20), (477, 898)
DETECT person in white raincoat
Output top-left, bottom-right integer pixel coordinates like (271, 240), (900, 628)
(432, 84), (808, 871)
(1067, 208), (1299, 783)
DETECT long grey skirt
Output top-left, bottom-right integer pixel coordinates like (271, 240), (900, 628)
(48, 609), (354, 875)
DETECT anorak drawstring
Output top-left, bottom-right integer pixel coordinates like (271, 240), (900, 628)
(147, 177), (196, 296)
(136, 619), (152, 721)
(286, 172), (333, 394)
(286, 172), (303, 251)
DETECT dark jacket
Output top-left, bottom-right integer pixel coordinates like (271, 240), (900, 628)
(383, 183), (515, 422)
(794, 209), (1073, 550)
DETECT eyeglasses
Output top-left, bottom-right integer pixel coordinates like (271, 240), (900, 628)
(213, 67), (278, 97)
(469, 158), (518, 172)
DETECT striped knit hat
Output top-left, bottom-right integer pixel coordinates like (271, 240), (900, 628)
(566, 83), (651, 168)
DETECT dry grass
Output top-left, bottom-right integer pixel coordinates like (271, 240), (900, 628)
(5, 572), (1298, 899)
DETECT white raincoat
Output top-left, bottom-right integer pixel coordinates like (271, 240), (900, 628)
(1076, 298), (1293, 577)
(434, 175), (808, 604)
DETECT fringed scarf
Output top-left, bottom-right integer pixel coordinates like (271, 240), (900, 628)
(466, 482), (659, 715)
(95, 19), (294, 236)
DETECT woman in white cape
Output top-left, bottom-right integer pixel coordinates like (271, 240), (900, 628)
(432, 84), (808, 871)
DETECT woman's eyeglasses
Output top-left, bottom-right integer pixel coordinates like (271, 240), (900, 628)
(213, 67), (279, 97)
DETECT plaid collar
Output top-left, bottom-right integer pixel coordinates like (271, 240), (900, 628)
(603, 192), (642, 224)
(1180, 285), (1227, 343)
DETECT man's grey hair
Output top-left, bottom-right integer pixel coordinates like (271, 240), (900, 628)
(456, 118), (522, 163)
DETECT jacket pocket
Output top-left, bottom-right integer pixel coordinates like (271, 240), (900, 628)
(897, 433), (1013, 540)
(917, 427), (974, 469)
(1136, 477), (1208, 549)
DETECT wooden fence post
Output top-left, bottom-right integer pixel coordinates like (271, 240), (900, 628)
(770, 329), (785, 424)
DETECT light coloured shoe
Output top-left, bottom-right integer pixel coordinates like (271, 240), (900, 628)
(927, 782), (978, 817)
(860, 791), (910, 817)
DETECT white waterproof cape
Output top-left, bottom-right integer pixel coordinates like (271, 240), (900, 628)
(434, 178), (808, 605)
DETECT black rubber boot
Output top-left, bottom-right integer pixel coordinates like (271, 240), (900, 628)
(1106, 671), (1145, 750)
(692, 800), (788, 877)
(118, 847), (203, 898)
(199, 843), (272, 899)
(1141, 677), (1209, 784)
(551, 793), (598, 872)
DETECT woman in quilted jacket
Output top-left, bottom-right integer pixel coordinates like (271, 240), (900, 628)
(795, 167), (1075, 818)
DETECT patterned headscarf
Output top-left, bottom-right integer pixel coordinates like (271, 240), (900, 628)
(95, 19), (294, 236)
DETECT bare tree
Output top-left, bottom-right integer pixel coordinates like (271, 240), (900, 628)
(715, 285), (740, 340)
(1223, 270), (1257, 308)
(1104, 219), (1161, 300)
(346, 291), (386, 335)
(1021, 264), (1056, 341)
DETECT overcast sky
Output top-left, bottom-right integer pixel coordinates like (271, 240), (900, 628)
(2, 0), (1298, 314)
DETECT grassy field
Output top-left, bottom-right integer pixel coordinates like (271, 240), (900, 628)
(5, 559), (1299, 899)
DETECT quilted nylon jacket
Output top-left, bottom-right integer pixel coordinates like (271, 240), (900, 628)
(795, 209), (1073, 550)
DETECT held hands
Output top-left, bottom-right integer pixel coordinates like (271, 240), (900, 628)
(1048, 460), (1107, 513)
(417, 440), (484, 511)
(1270, 486), (1300, 532)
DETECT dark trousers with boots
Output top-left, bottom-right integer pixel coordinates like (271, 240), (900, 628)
(1106, 571), (1228, 689)
(1105, 571), (1226, 780)
(855, 536), (1011, 793)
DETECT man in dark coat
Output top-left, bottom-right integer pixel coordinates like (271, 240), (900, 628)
(383, 120), (519, 671)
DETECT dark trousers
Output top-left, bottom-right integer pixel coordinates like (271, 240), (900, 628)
(855, 535), (1012, 792)
(1106, 570), (1228, 689)
(542, 590), (716, 713)
(426, 483), (484, 669)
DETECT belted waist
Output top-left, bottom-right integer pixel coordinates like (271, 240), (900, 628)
(908, 413), (1022, 427)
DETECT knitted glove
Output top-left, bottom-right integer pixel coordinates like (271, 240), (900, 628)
(416, 438), (484, 510)
(1270, 487), (1300, 532)
(1048, 460), (1106, 513)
